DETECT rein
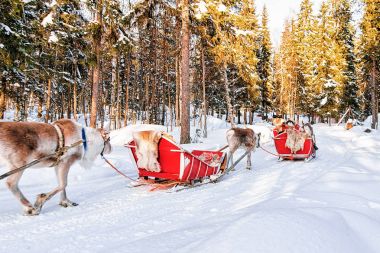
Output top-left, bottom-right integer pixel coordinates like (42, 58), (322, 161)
(100, 154), (138, 182)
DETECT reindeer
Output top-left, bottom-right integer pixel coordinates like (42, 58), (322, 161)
(0, 119), (112, 215)
(226, 128), (259, 170)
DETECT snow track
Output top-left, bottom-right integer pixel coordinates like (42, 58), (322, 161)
(1, 123), (380, 253)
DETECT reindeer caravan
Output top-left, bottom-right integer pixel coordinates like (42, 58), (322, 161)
(125, 118), (317, 191)
(0, 117), (317, 214)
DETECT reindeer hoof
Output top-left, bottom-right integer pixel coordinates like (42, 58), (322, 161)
(246, 167), (251, 170)
(59, 200), (79, 208)
(23, 207), (39, 216)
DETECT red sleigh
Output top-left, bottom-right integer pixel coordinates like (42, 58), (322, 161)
(126, 136), (227, 184)
(273, 128), (316, 161)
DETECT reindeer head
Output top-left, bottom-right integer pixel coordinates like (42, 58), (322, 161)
(132, 130), (162, 172)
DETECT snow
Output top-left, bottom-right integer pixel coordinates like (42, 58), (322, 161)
(324, 80), (337, 88)
(0, 23), (15, 35)
(1, 117), (380, 252)
(320, 96), (328, 106)
(41, 12), (54, 27)
(194, 1), (208, 20)
(363, 114), (380, 129)
(233, 27), (255, 36)
(46, 0), (57, 8)
(48, 31), (59, 43)
(0, 43), (4, 49)
(217, 3), (227, 12)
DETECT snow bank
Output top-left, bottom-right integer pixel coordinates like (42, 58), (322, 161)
(363, 113), (380, 130)
(1, 116), (380, 253)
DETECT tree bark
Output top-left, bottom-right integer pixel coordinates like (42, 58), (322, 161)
(175, 0), (181, 127)
(45, 79), (52, 123)
(201, 46), (207, 138)
(180, 0), (190, 144)
(90, 0), (103, 128)
(67, 84), (72, 119)
(175, 56), (181, 126)
(124, 54), (130, 127)
(73, 65), (78, 121)
(0, 82), (5, 119)
(110, 54), (118, 130)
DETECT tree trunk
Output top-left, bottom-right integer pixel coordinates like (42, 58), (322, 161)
(223, 63), (234, 127)
(113, 54), (122, 129)
(180, 0), (190, 144)
(201, 46), (207, 138)
(144, 75), (149, 123)
(249, 107), (253, 125)
(73, 65), (78, 121)
(90, 0), (103, 128)
(37, 97), (43, 119)
(124, 54), (130, 127)
(0, 82), (5, 119)
(45, 79), (52, 123)
(243, 107), (247, 125)
(67, 84), (72, 119)
(371, 59), (378, 129)
(175, 56), (181, 126)
(175, 0), (181, 127)
(110, 54), (118, 130)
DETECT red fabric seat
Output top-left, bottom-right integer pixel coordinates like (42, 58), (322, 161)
(127, 137), (226, 182)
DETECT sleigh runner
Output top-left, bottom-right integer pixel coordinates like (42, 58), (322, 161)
(126, 136), (228, 185)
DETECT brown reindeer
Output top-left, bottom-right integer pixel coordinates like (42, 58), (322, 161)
(226, 128), (258, 170)
(0, 119), (111, 215)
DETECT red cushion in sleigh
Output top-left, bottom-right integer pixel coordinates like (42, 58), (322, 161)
(126, 137), (227, 183)
(273, 129), (316, 160)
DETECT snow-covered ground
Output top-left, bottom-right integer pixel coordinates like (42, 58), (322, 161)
(1, 117), (380, 253)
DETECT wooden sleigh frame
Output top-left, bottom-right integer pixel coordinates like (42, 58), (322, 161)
(126, 136), (228, 184)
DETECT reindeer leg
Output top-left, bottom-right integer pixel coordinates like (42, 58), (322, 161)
(228, 151), (236, 171)
(5, 169), (37, 216)
(246, 151), (252, 170)
(34, 162), (71, 214)
(55, 167), (78, 208)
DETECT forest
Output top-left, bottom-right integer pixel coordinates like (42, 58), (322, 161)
(0, 0), (379, 143)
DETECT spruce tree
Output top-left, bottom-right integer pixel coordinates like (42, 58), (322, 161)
(257, 5), (272, 117)
(332, 0), (359, 114)
(359, 0), (380, 129)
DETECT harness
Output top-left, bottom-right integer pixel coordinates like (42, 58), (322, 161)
(0, 124), (87, 181)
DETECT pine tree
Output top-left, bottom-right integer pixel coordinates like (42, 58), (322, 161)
(194, 0), (259, 125)
(359, 0), (380, 129)
(295, 0), (317, 120)
(314, 1), (343, 119)
(256, 5), (272, 117)
(331, 0), (359, 114)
